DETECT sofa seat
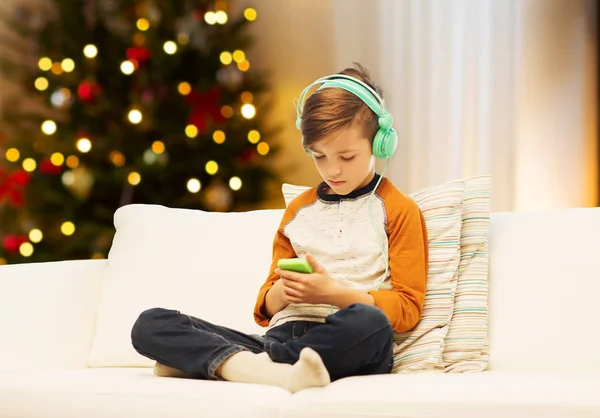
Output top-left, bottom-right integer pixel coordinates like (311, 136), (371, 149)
(0, 368), (289, 418)
(2, 369), (599, 418)
(284, 371), (600, 418)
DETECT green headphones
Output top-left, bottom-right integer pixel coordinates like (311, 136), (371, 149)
(294, 74), (398, 160)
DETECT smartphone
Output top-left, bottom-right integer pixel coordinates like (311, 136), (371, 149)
(277, 257), (314, 274)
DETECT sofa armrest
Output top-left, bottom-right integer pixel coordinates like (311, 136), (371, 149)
(0, 259), (106, 372)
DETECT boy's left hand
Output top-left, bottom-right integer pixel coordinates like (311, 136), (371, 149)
(274, 253), (340, 305)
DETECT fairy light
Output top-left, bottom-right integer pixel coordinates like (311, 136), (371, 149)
(61, 58), (75, 73)
(61, 221), (76, 236)
(237, 60), (250, 72)
(83, 44), (98, 58)
(229, 176), (242, 191)
(22, 158), (37, 172)
(76, 138), (92, 153)
(204, 11), (217, 25)
(121, 60), (135, 75)
(257, 142), (270, 155)
(5, 148), (20, 162)
(212, 130), (226, 144)
(241, 104), (256, 119)
(205, 160), (219, 175)
(128, 172), (141, 185)
(221, 105), (233, 118)
(66, 155), (79, 168)
(50, 152), (65, 166)
(51, 62), (63, 75)
(109, 151), (126, 167)
(244, 8), (257, 21)
(178, 82), (191, 95)
(38, 57), (52, 71)
(240, 91), (253, 103)
(178, 33), (189, 45)
(187, 178), (201, 193)
(152, 141), (165, 154)
(215, 11), (228, 24)
(137, 18), (150, 31)
(163, 41), (177, 55)
(35, 77), (49, 91)
(185, 125), (198, 138)
(128, 109), (143, 124)
(41, 120), (57, 135)
(19, 242), (34, 257)
(220, 51), (232, 65)
(232, 50), (245, 63)
(29, 229), (43, 243)
(247, 130), (260, 144)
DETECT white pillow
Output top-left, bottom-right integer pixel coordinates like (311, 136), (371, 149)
(87, 204), (284, 367)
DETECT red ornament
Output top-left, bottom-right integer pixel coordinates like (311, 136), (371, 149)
(40, 158), (63, 175)
(3, 235), (28, 253)
(127, 47), (151, 65)
(0, 168), (29, 207)
(240, 148), (255, 162)
(185, 86), (226, 133)
(78, 80), (102, 103)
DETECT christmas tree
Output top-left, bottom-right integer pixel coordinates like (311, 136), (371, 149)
(0, 0), (280, 265)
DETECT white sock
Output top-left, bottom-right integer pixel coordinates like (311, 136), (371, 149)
(220, 347), (330, 393)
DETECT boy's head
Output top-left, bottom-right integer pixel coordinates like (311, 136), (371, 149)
(296, 63), (389, 195)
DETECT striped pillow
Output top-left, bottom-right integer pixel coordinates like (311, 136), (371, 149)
(442, 175), (491, 372)
(281, 179), (465, 373)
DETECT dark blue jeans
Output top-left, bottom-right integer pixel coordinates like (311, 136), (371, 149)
(131, 303), (394, 382)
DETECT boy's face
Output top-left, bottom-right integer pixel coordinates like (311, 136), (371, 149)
(308, 124), (376, 196)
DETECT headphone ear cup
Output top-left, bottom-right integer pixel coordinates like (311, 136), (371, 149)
(372, 128), (398, 159)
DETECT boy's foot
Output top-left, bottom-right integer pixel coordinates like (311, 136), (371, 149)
(283, 347), (331, 392)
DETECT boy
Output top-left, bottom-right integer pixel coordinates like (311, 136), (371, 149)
(131, 63), (428, 392)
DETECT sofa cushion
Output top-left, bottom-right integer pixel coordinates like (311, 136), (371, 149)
(88, 205), (284, 367)
(0, 368), (289, 418)
(282, 371), (600, 418)
(487, 207), (600, 372)
(281, 178), (465, 372)
(443, 175), (491, 372)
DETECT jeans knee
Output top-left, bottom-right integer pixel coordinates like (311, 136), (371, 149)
(345, 304), (393, 341)
(131, 307), (179, 349)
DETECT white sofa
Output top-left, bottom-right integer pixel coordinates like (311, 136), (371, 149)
(1, 205), (599, 418)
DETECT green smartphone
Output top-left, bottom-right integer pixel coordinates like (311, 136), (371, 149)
(277, 257), (314, 274)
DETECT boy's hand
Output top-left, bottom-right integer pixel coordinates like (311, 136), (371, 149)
(274, 253), (340, 305)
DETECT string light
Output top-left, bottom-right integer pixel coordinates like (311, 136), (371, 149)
(121, 60), (135, 75)
(237, 60), (250, 72)
(50, 152), (64, 166)
(0, 258), (6, 265)
(61, 221), (76, 236)
(204, 12), (217, 25)
(29, 229), (43, 243)
(163, 41), (177, 55)
(109, 151), (126, 167)
(22, 158), (37, 172)
(128, 172), (141, 185)
(240, 91), (253, 103)
(19, 242), (34, 257)
(136, 18), (150, 31)
(257, 142), (270, 155)
(83, 44), (98, 58)
(220, 51), (233, 65)
(5, 148), (20, 162)
(244, 8), (257, 21)
(178, 82), (191, 95)
(185, 125), (198, 138)
(187, 178), (201, 193)
(229, 176), (242, 191)
(51, 62), (63, 75)
(214, 11), (228, 24)
(128, 109), (143, 124)
(212, 130), (226, 144)
(76, 138), (92, 153)
(61, 58), (75, 72)
(66, 155), (79, 168)
(62, 171), (74, 186)
(233, 50), (245, 63)
(152, 141), (165, 154)
(241, 104), (256, 119)
(177, 33), (189, 45)
(248, 130), (260, 144)
(205, 160), (219, 175)
(38, 57), (52, 71)
(221, 105), (233, 118)
(41, 120), (57, 135)
(35, 77), (49, 91)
